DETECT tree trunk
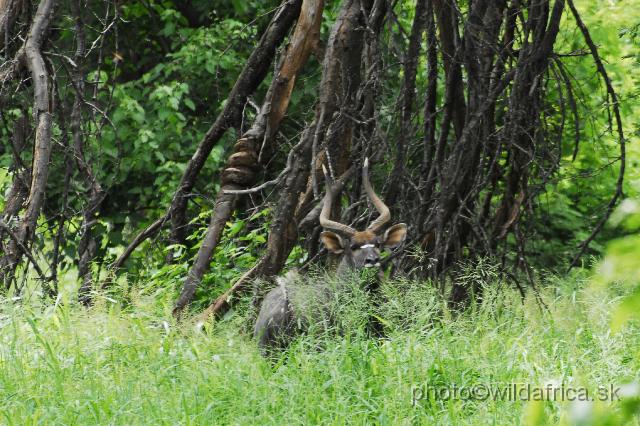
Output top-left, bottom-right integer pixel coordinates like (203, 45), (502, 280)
(68, 0), (106, 304)
(385, 0), (427, 207)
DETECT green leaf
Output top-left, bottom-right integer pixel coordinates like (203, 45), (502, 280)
(611, 287), (640, 332)
(184, 98), (196, 111)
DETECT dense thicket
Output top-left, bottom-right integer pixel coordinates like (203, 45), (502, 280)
(0, 0), (634, 315)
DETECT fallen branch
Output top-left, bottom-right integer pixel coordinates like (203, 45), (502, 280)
(193, 260), (265, 324)
(165, 0), (303, 250)
(172, 0), (324, 317)
(108, 214), (168, 273)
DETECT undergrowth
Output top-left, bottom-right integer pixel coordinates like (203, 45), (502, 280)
(0, 271), (638, 425)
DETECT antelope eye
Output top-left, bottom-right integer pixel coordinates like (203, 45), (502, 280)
(350, 244), (359, 250)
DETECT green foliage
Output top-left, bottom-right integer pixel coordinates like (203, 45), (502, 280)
(516, 0), (640, 266)
(0, 168), (11, 212)
(125, 208), (272, 313)
(595, 199), (640, 331)
(534, 198), (640, 424)
(99, 8), (255, 212)
(1, 1), (639, 423)
(195, 209), (272, 311)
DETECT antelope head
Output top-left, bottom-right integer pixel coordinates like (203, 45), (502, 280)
(319, 159), (407, 272)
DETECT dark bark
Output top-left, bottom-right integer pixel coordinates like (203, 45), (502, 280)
(48, 84), (73, 294)
(0, 116), (30, 284)
(1, 113), (30, 222)
(0, 0), (26, 58)
(432, 0), (466, 139)
(385, 0), (427, 207)
(421, 0), (437, 184)
(49, 131), (71, 293)
(0, 0), (56, 287)
(67, 0), (106, 304)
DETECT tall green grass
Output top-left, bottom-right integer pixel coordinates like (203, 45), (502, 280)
(0, 271), (638, 425)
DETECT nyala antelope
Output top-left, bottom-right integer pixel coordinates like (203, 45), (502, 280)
(253, 159), (407, 353)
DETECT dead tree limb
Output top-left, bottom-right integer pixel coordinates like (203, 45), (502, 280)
(165, 0), (303, 256)
(0, 0), (56, 287)
(199, 0), (373, 322)
(172, 0), (324, 317)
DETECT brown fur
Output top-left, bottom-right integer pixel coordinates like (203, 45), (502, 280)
(351, 230), (378, 245)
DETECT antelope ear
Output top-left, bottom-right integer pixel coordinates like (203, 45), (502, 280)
(320, 231), (345, 254)
(382, 223), (407, 249)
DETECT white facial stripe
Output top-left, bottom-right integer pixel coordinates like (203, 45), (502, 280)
(360, 244), (375, 249)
